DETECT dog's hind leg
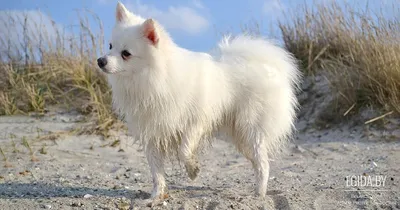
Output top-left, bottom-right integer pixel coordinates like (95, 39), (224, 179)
(233, 130), (270, 197)
(251, 144), (270, 197)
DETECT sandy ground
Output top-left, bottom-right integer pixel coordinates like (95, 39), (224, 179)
(0, 76), (399, 210)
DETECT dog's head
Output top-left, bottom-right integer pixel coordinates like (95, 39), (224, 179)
(97, 2), (167, 74)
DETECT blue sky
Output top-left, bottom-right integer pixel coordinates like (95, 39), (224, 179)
(0, 0), (396, 53)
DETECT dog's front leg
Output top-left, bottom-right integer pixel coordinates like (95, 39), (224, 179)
(145, 143), (167, 199)
(179, 126), (203, 180)
(179, 135), (201, 180)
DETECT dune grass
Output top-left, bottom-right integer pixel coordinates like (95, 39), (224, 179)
(279, 1), (400, 115)
(0, 10), (118, 137)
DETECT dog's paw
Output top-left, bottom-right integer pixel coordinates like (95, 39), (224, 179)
(146, 194), (169, 207)
(186, 163), (200, 180)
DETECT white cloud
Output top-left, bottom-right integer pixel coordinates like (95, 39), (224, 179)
(262, 0), (286, 19)
(125, 0), (209, 35)
(191, 0), (205, 9)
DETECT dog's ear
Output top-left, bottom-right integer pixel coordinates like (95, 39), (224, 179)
(116, 2), (129, 23)
(142, 19), (159, 46)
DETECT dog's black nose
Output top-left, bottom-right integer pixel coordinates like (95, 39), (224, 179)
(97, 57), (107, 68)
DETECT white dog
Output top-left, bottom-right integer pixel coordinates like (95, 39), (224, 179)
(97, 2), (301, 201)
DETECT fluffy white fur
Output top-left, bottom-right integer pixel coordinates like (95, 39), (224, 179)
(98, 2), (301, 200)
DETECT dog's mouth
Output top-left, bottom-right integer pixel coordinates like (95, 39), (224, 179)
(99, 68), (114, 74)
(99, 67), (126, 75)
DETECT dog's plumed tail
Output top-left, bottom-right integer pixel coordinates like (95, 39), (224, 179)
(216, 35), (301, 158)
(217, 35), (301, 91)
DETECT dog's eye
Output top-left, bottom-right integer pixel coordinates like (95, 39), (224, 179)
(121, 50), (131, 60)
(109, 43), (112, 50)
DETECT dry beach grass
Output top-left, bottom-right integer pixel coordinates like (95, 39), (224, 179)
(0, 10), (117, 137)
(279, 1), (400, 116)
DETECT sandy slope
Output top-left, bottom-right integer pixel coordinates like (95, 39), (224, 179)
(0, 76), (399, 209)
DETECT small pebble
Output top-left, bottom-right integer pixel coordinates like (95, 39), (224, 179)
(84, 194), (93, 199)
(71, 202), (83, 207)
(41, 204), (52, 209)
